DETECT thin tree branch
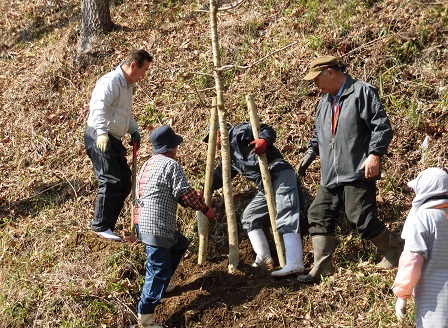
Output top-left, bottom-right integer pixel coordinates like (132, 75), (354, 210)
(190, 71), (214, 78)
(218, 0), (248, 11)
(57, 75), (80, 92)
(216, 41), (298, 72)
(61, 172), (78, 199)
(194, 0), (248, 13)
(341, 36), (386, 57)
(251, 41), (298, 67)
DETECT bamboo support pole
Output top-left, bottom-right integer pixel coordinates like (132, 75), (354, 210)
(246, 94), (286, 267)
(197, 98), (218, 265)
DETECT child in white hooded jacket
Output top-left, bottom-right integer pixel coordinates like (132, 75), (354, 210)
(393, 167), (448, 327)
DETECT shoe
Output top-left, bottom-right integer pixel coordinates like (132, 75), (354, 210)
(138, 313), (162, 328)
(252, 255), (275, 270)
(165, 283), (176, 293)
(272, 264), (305, 277)
(371, 229), (402, 270)
(95, 229), (122, 242)
(296, 235), (336, 284)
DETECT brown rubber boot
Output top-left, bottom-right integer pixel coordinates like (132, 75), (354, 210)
(370, 229), (402, 269)
(296, 235), (336, 284)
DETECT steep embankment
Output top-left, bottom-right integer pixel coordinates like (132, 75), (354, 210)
(0, 0), (447, 327)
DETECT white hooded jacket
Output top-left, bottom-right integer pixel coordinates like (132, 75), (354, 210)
(393, 167), (448, 328)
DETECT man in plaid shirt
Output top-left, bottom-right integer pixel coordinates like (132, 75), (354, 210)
(134, 125), (215, 328)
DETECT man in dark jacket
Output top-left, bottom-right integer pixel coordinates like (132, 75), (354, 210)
(205, 122), (304, 277)
(296, 55), (401, 284)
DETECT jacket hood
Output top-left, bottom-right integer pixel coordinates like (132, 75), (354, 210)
(408, 167), (448, 212)
(402, 167), (448, 239)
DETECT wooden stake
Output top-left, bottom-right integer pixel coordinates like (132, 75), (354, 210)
(198, 98), (218, 265)
(129, 141), (138, 242)
(246, 94), (286, 267)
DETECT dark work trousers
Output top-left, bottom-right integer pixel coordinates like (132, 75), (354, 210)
(84, 126), (132, 232)
(307, 181), (385, 240)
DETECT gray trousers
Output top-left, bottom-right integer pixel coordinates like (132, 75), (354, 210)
(241, 168), (300, 235)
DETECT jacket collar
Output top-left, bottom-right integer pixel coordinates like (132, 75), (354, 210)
(115, 65), (134, 87)
(340, 74), (354, 99)
(324, 74), (353, 103)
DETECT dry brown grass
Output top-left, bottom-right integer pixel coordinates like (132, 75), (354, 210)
(1, 0), (447, 327)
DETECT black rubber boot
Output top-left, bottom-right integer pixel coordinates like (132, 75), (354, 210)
(297, 235), (336, 284)
(371, 229), (402, 269)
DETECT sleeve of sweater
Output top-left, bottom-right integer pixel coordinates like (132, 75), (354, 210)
(178, 188), (209, 213)
(392, 250), (424, 299)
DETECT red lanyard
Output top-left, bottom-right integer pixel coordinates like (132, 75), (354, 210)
(332, 97), (340, 136)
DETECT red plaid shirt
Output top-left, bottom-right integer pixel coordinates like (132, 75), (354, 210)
(179, 189), (209, 212)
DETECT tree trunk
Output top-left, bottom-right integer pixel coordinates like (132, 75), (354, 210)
(209, 0), (239, 273)
(77, 0), (114, 58)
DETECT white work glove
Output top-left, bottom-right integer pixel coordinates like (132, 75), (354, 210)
(395, 298), (407, 321)
(96, 134), (110, 153)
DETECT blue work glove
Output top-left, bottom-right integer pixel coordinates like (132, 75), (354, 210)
(96, 134), (110, 153)
(130, 131), (141, 149)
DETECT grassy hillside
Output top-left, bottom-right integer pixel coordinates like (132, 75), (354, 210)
(1, 0), (447, 327)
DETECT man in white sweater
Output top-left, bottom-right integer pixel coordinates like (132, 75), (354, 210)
(84, 49), (152, 241)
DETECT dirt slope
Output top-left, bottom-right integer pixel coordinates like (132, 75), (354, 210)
(0, 0), (447, 327)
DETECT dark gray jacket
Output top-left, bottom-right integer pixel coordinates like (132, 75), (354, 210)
(212, 122), (292, 190)
(308, 74), (393, 189)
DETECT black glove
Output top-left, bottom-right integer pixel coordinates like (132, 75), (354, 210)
(297, 150), (316, 177)
(130, 130), (141, 149)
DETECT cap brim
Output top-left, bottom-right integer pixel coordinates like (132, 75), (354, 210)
(175, 135), (183, 146)
(202, 132), (209, 143)
(302, 70), (321, 81)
